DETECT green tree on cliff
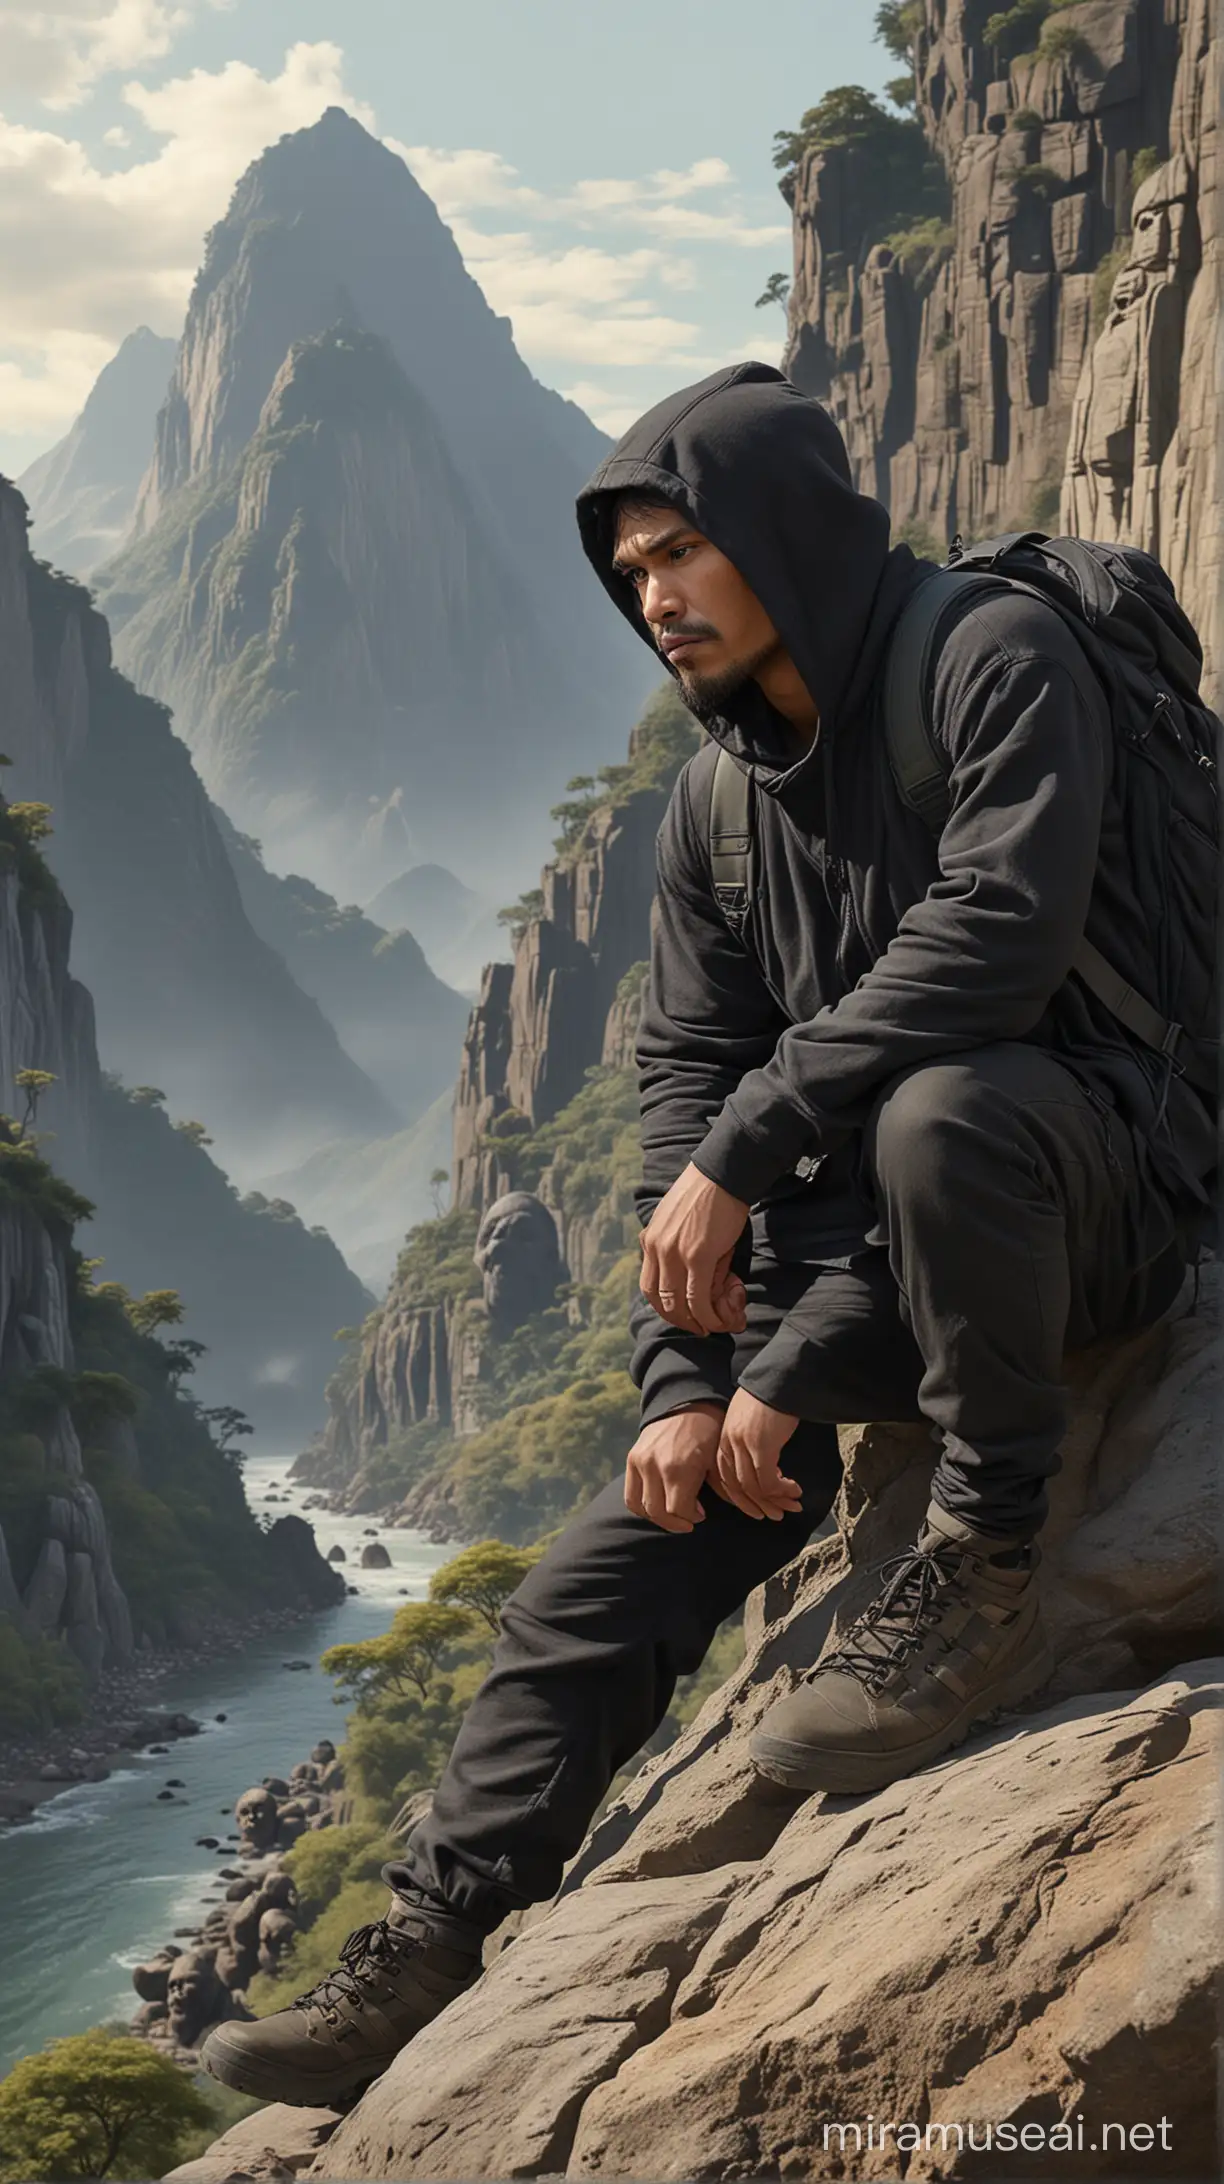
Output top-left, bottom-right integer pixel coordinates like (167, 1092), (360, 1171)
(0, 2026), (214, 2181)
(429, 1539), (538, 1633)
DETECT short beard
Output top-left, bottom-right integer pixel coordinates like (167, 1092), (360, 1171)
(672, 638), (777, 724)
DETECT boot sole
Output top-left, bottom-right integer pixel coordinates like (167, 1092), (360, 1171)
(200, 2023), (391, 2110)
(748, 1636), (1056, 1796)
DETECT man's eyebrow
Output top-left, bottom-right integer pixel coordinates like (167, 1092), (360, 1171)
(611, 519), (690, 574)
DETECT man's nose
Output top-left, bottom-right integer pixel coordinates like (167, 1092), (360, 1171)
(642, 567), (682, 624)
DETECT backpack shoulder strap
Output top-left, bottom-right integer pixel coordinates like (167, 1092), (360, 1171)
(882, 567), (987, 832)
(708, 746), (753, 939)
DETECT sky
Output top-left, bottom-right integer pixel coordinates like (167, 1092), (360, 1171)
(0, 1), (897, 475)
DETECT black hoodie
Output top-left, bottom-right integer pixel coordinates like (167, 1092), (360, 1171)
(577, 363), (1213, 1425)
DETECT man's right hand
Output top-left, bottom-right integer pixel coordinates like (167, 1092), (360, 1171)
(624, 1402), (725, 1534)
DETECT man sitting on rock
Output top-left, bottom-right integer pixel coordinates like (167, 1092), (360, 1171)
(203, 362), (1215, 2111)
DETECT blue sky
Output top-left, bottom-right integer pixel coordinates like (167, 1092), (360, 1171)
(0, 1), (897, 473)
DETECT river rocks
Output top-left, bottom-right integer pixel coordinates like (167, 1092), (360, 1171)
(326, 1544), (346, 1562)
(359, 1541), (392, 1568)
(235, 1786), (279, 1852)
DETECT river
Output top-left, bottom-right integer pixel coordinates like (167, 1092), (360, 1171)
(0, 1454), (449, 2075)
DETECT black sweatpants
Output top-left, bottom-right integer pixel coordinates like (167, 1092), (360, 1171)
(390, 1043), (1185, 1926)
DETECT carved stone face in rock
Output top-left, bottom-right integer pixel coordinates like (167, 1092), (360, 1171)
(166, 1950), (221, 2045)
(1065, 155), (1193, 545)
(234, 1785), (278, 1852)
(474, 1191), (562, 1332)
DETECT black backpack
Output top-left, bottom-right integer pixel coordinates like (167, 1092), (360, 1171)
(709, 529), (1220, 1104)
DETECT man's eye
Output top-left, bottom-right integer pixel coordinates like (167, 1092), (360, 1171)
(669, 545), (690, 562)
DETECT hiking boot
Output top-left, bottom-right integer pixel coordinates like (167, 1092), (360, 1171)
(199, 1872), (486, 2108)
(749, 1500), (1054, 1796)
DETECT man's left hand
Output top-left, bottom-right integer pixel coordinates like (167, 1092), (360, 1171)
(640, 1162), (750, 1336)
(713, 1387), (803, 1522)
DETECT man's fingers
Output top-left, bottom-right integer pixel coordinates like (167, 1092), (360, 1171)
(746, 1441), (803, 1517)
(624, 1456), (646, 1520)
(716, 1434), (765, 1519)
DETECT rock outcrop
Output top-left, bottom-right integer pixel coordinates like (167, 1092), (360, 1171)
(183, 1268), (1222, 2181)
(0, 478), (395, 1172)
(0, 1195), (134, 1675)
(17, 328), (177, 578)
(98, 108), (648, 897)
(452, 688), (695, 1211)
(783, 0), (1221, 706)
(296, 687), (697, 1504)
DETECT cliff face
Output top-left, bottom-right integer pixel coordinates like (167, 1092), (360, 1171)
(299, 689), (699, 1508)
(784, 0), (1221, 704)
(452, 693), (692, 1211)
(17, 329), (177, 579)
(0, 479), (396, 1173)
(98, 108), (649, 898)
(214, 805), (469, 1125)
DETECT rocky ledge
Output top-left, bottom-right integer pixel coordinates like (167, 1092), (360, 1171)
(174, 1267), (1221, 2181)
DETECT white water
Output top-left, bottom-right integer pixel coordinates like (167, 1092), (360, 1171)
(0, 1455), (449, 2074)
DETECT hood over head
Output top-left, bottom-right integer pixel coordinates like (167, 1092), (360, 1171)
(577, 361), (930, 784)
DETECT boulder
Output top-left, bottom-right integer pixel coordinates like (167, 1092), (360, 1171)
(164, 2105), (340, 2182)
(359, 1541), (391, 1568)
(304, 1275), (1222, 2179)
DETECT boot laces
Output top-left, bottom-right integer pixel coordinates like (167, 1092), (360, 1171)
(292, 1918), (404, 2024)
(813, 1541), (966, 1690)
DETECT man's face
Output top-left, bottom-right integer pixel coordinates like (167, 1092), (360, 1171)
(612, 503), (783, 712)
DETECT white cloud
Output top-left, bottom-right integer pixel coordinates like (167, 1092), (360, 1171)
(0, 41), (372, 433)
(0, 1), (231, 112)
(1, 39), (786, 458)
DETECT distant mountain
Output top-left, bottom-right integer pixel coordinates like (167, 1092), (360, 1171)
(1, 477), (397, 1181)
(365, 862), (508, 993)
(214, 808), (470, 1119)
(258, 1086), (455, 1290)
(84, 1079), (374, 1439)
(96, 108), (650, 896)
(18, 328), (177, 576)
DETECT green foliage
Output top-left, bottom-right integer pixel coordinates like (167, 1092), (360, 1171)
(0, 2026), (213, 2181)
(772, 84), (950, 255)
(885, 73), (917, 108)
(873, 0), (924, 63)
(0, 796), (61, 909)
(429, 1539), (538, 1631)
(1129, 144), (1162, 194)
(0, 1615), (84, 1736)
(1091, 238), (1131, 332)
(880, 215), (955, 286)
(0, 1113), (95, 1231)
(322, 1601), (476, 1707)
(1038, 16), (1086, 59)
(391, 1205), (481, 1307)
(438, 1369), (641, 1545)
(496, 886), (544, 937)
(281, 1820), (391, 1915)
(892, 517), (944, 560)
(1014, 162), (1061, 200)
(1009, 105), (1043, 129)
(755, 270), (790, 309)
(4, 801), (54, 845)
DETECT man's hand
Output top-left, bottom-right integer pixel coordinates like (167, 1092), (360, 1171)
(640, 1162), (750, 1337)
(714, 1387), (803, 1522)
(625, 1403), (725, 1534)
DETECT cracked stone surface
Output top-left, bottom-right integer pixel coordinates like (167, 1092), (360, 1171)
(180, 1273), (1221, 2182)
